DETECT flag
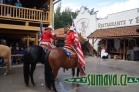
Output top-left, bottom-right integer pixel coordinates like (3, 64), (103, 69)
(39, 20), (43, 41)
(71, 15), (85, 66)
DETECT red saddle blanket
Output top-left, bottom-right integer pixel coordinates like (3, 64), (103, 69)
(40, 44), (51, 50)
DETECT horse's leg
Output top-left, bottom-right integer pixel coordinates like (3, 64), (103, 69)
(3, 58), (9, 75)
(72, 68), (75, 77)
(23, 63), (30, 86)
(29, 64), (36, 86)
(52, 71), (58, 92)
(53, 71), (58, 79)
(76, 68), (80, 77)
(76, 68), (80, 86)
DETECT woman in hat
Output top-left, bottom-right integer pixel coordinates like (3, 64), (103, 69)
(39, 25), (56, 49)
(64, 26), (76, 48)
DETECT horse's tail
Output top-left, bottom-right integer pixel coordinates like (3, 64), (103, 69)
(44, 51), (52, 89)
(9, 49), (11, 71)
(23, 48), (30, 86)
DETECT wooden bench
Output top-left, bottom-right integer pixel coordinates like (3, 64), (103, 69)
(110, 51), (123, 60)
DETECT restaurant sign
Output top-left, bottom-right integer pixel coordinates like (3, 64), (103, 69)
(98, 16), (139, 29)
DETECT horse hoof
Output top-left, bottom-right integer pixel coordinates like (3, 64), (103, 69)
(33, 84), (36, 87)
(26, 84), (29, 87)
(3, 73), (8, 76)
(9, 71), (12, 74)
(47, 89), (53, 92)
(76, 84), (80, 87)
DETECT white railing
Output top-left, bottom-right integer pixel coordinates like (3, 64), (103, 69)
(0, 4), (49, 22)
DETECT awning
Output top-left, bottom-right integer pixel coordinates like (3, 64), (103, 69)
(88, 25), (139, 38)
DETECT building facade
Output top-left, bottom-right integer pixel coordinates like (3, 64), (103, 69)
(74, 7), (139, 60)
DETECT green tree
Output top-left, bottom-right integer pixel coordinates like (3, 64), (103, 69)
(54, 3), (63, 29)
(54, 3), (78, 29)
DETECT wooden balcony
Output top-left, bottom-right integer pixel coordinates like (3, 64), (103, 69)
(0, 3), (49, 23)
(0, 2), (53, 46)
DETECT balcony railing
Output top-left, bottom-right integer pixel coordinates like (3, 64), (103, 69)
(0, 4), (49, 22)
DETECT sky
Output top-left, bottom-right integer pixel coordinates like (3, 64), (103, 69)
(54, 0), (139, 18)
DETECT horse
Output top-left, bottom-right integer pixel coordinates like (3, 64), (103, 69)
(23, 45), (45, 86)
(0, 45), (11, 75)
(63, 24), (91, 79)
(23, 41), (90, 87)
(44, 40), (90, 92)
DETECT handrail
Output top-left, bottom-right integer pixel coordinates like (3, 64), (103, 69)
(0, 3), (49, 22)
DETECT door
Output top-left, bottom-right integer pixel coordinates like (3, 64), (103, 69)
(107, 39), (114, 54)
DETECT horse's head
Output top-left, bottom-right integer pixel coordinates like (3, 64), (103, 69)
(81, 40), (90, 53)
(84, 40), (90, 50)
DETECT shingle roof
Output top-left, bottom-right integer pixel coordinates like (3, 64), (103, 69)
(88, 25), (139, 38)
(54, 28), (65, 38)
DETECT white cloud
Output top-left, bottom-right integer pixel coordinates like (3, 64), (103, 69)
(54, 2), (81, 12)
(97, 1), (112, 6)
(96, 0), (139, 18)
(54, 0), (139, 18)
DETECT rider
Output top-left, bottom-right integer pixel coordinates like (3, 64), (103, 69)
(39, 25), (56, 49)
(65, 26), (76, 48)
(65, 26), (86, 76)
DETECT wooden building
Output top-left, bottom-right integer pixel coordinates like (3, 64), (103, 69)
(0, 0), (54, 46)
(88, 25), (139, 60)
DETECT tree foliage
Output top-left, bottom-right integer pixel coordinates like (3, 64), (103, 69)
(54, 3), (78, 29)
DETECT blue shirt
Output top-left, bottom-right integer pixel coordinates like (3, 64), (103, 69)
(15, 50), (21, 54)
(20, 50), (24, 54)
(14, 2), (22, 7)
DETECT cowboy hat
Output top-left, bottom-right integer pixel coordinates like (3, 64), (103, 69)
(45, 25), (53, 30)
(69, 26), (74, 31)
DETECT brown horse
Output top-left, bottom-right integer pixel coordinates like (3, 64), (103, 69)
(0, 45), (11, 75)
(44, 41), (90, 92)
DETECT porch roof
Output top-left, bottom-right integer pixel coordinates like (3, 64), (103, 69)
(88, 25), (139, 38)
(54, 28), (65, 38)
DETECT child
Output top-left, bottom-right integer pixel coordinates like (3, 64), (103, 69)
(20, 47), (25, 54)
(15, 46), (21, 54)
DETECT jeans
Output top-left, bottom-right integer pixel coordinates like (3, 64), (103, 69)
(0, 58), (3, 64)
(11, 56), (16, 64)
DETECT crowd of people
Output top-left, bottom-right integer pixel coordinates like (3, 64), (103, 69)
(0, 0), (22, 7)
(2, 0), (48, 10)
(0, 0), (48, 18)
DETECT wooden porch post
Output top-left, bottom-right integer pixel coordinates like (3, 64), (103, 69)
(106, 39), (107, 48)
(123, 38), (126, 60)
(92, 37), (94, 56)
(25, 22), (29, 26)
(49, 0), (53, 25)
(27, 35), (29, 46)
(35, 32), (38, 45)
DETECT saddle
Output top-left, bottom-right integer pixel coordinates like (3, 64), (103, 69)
(63, 45), (77, 58)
